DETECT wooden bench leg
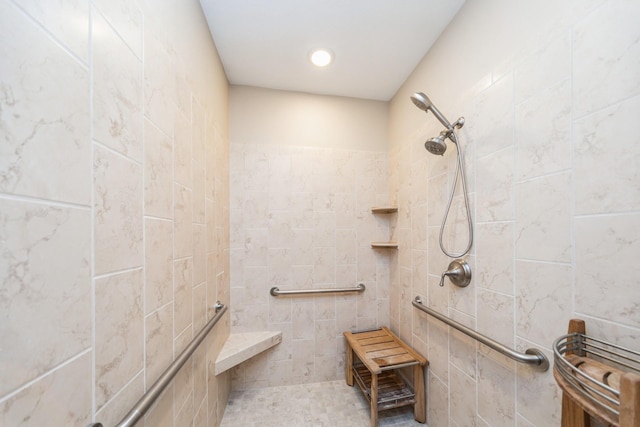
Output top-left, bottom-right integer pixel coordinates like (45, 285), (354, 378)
(371, 373), (378, 427)
(413, 364), (426, 423)
(345, 344), (354, 386)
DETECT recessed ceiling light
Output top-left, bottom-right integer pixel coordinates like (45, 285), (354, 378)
(309, 48), (333, 67)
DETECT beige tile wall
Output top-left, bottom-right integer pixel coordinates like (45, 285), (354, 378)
(229, 143), (391, 389)
(0, 1), (230, 426)
(389, 0), (640, 425)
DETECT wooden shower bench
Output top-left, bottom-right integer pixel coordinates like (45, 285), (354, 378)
(344, 327), (428, 426)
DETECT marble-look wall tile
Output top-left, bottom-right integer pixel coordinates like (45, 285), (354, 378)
(92, 11), (142, 162)
(174, 258), (194, 335)
(477, 350), (515, 427)
(143, 385), (173, 427)
(174, 109), (193, 189)
(515, 172), (571, 262)
(174, 183), (193, 259)
(477, 289), (514, 348)
(0, 1), (90, 205)
(516, 260), (571, 348)
(449, 309), (476, 379)
(95, 268), (144, 409)
(1, 1), (229, 426)
(143, 21), (175, 138)
(428, 372), (449, 427)
(194, 223), (207, 285)
(476, 222), (514, 294)
(145, 218), (173, 314)
(516, 342), (560, 426)
(94, 372), (144, 427)
(94, 145), (143, 275)
(573, 0), (640, 117)
(574, 95), (640, 215)
(576, 213), (640, 327)
(175, 390), (194, 427)
(476, 147), (514, 223)
(92, 0), (142, 58)
(145, 304), (174, 387)
(14, 0), (88, 59)
(231, 144), (384, 388)
(0, 352), (91, 426)
(449, 364), (477, 427)
(0, 199), (90, 396)
(389, 2), (640, 427)
(474, 73), (514, 158)
(514, 33), (571, 105)
(515, 79), (571, 181)
(194, 159), (207, 226)
(144, 118), (173, 219)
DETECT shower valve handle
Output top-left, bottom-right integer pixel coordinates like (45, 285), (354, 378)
(438, 259), (472, 288)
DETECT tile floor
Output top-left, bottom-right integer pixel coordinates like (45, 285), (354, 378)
(220, 380), (424, 427)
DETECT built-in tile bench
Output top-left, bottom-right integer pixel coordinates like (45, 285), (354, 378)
(215, 330), (282, 375)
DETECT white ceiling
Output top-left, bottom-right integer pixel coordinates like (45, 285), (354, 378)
(199, 0), (465, 101)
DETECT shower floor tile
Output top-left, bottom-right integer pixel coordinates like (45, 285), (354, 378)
(220, 380), (424, 427)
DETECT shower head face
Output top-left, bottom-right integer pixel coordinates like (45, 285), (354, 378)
(410, 92), (433, 111)
(425, 135), (447, 155)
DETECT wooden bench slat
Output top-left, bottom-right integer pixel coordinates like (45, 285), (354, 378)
(373, 353), (416, 367)
(366, 348), (408, 359)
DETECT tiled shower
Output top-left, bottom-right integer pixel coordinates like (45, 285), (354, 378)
(2, 1), (640, 427)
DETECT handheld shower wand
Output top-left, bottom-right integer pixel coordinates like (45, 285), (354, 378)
(410, 92), (453, 130)
(410, 91), (473, 259)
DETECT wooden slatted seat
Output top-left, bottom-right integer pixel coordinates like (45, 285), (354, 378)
(344, 327), (428, 426)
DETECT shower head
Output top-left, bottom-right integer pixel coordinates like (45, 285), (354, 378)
(424, 132), (448, 156)
(410, 92), (453, 129)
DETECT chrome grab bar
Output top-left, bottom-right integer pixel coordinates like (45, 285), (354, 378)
(88, 302), (227, 427)
(270, 283), (365, 296)
(412, 296), (549, 371)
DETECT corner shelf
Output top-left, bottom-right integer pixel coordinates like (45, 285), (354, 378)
(371, 206), (398, 249)
(371, 242), (399, 249)
(371, 207), (398, 214)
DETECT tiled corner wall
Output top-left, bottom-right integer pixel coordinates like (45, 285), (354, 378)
(389, 1), (640, 426)
(0, 1), (230, 426)
(229, 143), (391, 389)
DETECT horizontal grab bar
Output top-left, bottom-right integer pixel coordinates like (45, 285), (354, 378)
(270, 283), (365, 297)
(412, 296), (549, 371)
(89, 302), (228, 427)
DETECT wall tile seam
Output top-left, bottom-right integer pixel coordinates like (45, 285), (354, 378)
(513, 76), (571, 108)
(475, 142), (514, 162)
(476, 286), (515, 301)
(573, 311), (640, 333)
(572, 89), (640, 123)
(0, 192), (92, 210)
(94, 369), (144, 415)
(174, 389), (195, 422)
(574, 210), (640, 219)
(93, 139), (143, 167)
(0, 347), (92, 405)
(513, 168), (572, 185)
(144, 300), (174, 320)
(512, 258), (572, 267)
(94, 265), (144, 281)
(144, 215), (173, 224)
(8, 0), (89, 68)
(90, 3), (142, 62)
(174, 254), (193, 262)
(144, 114), (174, 142)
